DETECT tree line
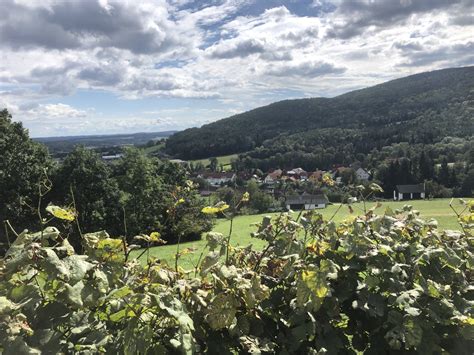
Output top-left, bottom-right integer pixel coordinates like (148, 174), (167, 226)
(0, 109), (212, 253)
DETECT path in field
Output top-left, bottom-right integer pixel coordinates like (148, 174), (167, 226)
(130, 198), (467, 268)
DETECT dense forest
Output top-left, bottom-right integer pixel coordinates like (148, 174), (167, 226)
(166, 66), (474, 166)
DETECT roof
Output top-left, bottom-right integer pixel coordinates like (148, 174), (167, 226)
(286, 194), (328, 205)
(309, 171), (323, 179)
(266, 169), (283, 179)
(199, 172), (235, 179)
(288, 167), (306, 175)
(396, 184), (425, 193)
(356, 168), (370, 174)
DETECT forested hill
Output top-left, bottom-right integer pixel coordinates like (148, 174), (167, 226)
(165, 66), (474, 160)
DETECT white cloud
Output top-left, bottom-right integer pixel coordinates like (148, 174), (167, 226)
(0, 0), (472, 136)
(23, 103), (87, 121)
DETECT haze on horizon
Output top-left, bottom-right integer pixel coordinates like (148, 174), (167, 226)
(0, 0), (472, 138)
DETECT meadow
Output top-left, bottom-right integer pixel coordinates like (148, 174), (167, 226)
(130, 198), (468, 268)
(190, 154), (238, 171)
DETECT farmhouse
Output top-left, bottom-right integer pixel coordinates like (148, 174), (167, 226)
(393, 184), (426, 201)
(356, 168), (371, 181)
(287, 167), (308, 180)
(308, 170), (324, 182)
(198, 172), (236, 186)
(101, 154), (123, 162)
(264, 169), (283, 185)
(286, 193), (328, 210)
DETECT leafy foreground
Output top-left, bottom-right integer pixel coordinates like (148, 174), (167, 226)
(1, 205), (473, 354)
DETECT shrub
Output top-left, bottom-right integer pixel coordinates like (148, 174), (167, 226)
(1, 203), (473, 353)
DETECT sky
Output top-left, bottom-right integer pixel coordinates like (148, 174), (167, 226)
(0, 0), (472, 137)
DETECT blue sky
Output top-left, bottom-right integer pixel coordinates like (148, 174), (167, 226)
(0, 0), (472, 137)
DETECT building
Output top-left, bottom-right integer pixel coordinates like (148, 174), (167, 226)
(264, 169), (283, 185)
(285, 193), (328, 210)
(198, 172), (236, 186)
(394, 184), (425, 201)
(101, 154), (123, 162)
(356, 168), (371, 181)
(308, 171), (324, 182)
(287, 167), (308, 180)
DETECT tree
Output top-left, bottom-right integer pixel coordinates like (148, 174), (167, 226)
(113, 147), (166, 238)
(50, 146), (122, 249)
(209, 157), (218, 172)
(0, 109), (52, 249)
(418, 150), (434, 181)
(438, 157), (450, 187)
(460, 168), (474, 197)
(113, 148), (211, 243)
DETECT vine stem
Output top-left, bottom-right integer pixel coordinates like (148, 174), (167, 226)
(4, 220), (18, 246)
(175, 234), (182, 272)
(69, 185), (83, 241)
(194, 245), (207, 277)
(225, 217), (234, 266)
(328, 203), (343, 222)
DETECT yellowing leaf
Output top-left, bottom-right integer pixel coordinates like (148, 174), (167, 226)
(302, 270), (328, 298)
(46, 205), (75, 221)
(201, 202), (230, 214)
(149, 232), (161, 242)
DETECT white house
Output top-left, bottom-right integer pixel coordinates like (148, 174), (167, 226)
(356, 168), (371, 181)
(286, 193), (328, 210)
(393, 184), (426, 201)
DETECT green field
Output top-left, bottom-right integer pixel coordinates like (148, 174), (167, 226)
(190, 154), (238, 171)
(142, 143), (165, 155)
(130, 198), (469, 269)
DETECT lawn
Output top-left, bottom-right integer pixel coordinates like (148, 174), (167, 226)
(130, 198), (469, 269)
(190, 154), (238, 171)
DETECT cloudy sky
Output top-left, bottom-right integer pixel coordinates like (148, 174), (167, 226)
(1, 0), (472, 137)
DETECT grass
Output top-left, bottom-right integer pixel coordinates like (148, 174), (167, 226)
(129, 198), (469, 268)
(190, 154), (238, 171)
(142, 143), (165, 155)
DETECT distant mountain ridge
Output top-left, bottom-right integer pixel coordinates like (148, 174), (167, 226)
(165, 66), (474, 160)
(35, 131), (177, 154)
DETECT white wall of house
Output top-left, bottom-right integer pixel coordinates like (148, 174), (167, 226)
(393, 190), (426, 200)
(356, 169), (370, 181)
(286, 203), (326, 210)
(206, 177), (232, 186)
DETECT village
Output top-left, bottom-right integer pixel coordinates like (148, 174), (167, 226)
(189, 164), (426, 212)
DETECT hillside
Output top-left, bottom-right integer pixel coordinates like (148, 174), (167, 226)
(165, 66), (474, 161)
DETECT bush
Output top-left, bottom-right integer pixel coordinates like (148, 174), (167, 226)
(1, 203), (473, 353)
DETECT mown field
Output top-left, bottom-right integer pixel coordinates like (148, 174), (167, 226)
(130, 198), (468, 268)
(190, 154), (238, 171)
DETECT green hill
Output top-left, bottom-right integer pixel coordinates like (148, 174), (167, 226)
(165, 66), (474, 162)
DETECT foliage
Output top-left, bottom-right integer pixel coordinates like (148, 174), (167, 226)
(0, 109), (52, 250)
(166, 67), (474, 161)
(1, 200), (473, 353)
(50, 146), (123, 246)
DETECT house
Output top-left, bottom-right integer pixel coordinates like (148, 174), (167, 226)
(198, 172), (236, 186)
(264, 169), (283, 185)
(308, 171), (324, 182)
(393, 184), (425, 201)
(285, 193), (328, 210)
(286, 168), (309, 181)
(169, 159), (188, 166)
(101, 154), (123, 162)
(356, 168), (371, 181)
